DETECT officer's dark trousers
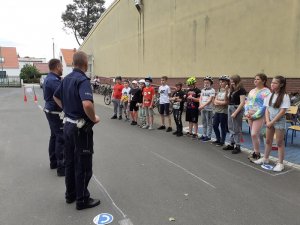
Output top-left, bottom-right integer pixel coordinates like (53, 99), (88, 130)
(173, 109), (183, 133)
(45, 113), (64, 170)
(64, 122), (93, 203)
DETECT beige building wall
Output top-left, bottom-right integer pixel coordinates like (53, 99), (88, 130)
(80, 0), (300, 78)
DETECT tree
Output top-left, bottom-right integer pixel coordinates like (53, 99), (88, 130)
(20, 64), (41, 81)
(62, 0), (105, 45)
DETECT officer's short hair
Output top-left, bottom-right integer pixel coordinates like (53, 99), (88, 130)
(73, 51), (88, 68)
(48, 59), (61, 71)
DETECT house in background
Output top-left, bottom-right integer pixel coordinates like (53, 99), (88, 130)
(18, 56), (46, 69)
(60, 48), (76, 76)
(0, 46), (20, 77)
(33, 62), (49, 74)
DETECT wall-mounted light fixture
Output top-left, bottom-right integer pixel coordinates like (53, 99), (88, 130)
(134, 0), (143, 12)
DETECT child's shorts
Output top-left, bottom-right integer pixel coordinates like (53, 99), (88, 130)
(129, 101), (139, 111)
(186, 108), (199, 123)
(144, 107), (154, 117)
(159, 103), (170, 115)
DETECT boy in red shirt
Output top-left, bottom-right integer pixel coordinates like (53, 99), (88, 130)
(111, 76), (124, 119)
(142, 77), (155, 129)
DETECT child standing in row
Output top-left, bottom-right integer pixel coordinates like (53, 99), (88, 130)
(170, 82), (185, 136)
(121, 80), (131, 121)
(244, 73), (270, 162)
(111, 76), (124, 120)
(138, 79), (146, 127)
(142, 77), (155, 129)
(185, 77), (201, 139)
(223, 75), (246, 154)
(129, 80), (139, 125)
(158, 76), (172, 132)
(254, 76), (290, 172)
(199, 76), (215, 142)
(212, 75), (230, 146)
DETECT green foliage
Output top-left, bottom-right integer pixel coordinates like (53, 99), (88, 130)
(20, 64), (41, 83)
(62, 0), (105, 45)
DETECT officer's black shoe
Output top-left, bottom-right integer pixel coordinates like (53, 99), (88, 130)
(57, 169), (65, 177)
(76, 198), (100, 210)
(111, 115), (117, 119)
(66, 197), (76, 204)
(50, 164), (57, 170)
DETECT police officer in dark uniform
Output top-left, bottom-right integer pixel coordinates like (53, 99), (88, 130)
(43, 59), (65, 176)
(53, 51), (100, 210)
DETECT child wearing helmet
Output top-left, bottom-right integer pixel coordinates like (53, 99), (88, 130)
(212, 75), (230, 146)
(185, 76), (201, 139)
(199, 76), (216, 142)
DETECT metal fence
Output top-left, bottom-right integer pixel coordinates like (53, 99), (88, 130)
(0, 76), (21, 87)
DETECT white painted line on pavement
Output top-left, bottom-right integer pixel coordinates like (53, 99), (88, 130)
(223, 155), (293, 176)
(92, 175), (134, 225)
(151, 151), (216, 189)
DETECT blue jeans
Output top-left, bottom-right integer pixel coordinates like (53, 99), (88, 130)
(201, 109), (213, 138)
(213, 112), (228, 144)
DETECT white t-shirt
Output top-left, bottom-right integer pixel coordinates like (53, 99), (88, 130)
(200, 87), (216, 111)
(122, 87), (131, 97)
(263, 93), (290, 109)
(159, 85), (171, 104)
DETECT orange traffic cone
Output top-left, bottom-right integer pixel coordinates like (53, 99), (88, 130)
(34, 94), (38, 103)
(32, 85), (38, 103)
(23, 87), (27, 102)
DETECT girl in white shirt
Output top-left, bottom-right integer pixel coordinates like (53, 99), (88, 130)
(254, 76), (291, 172)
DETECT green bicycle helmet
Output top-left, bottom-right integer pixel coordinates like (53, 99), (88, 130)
(186, 76), (197, 85)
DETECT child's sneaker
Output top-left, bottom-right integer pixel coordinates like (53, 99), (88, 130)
(211, 140), (220, 145)
(198, 135), (205, 140)
(148, 125), (153, 130)
(166, 127), (172, 132)
(273, 163), (284, 172)
(191, 134), (198, 139)
(253, 158), (269, 165)
(223, 145), (234, 151)
(157, 125), (166, 130)
(231, 146), (241, 154)
(142, 125), (149, 129)
(216, 142), (224, 147)
(202, 137), (211, 142)
(248, 152), (261, 163)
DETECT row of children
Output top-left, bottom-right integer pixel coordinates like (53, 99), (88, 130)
(110, 76), (176, 132)
(110, 74), (290, 172)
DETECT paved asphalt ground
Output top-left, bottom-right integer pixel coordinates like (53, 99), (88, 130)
(1, 87), (300, 225)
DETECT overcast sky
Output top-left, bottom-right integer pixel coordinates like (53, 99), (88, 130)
(0, 0), (114, 61)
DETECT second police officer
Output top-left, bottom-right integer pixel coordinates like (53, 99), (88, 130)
(53, 51), (100, 210)
(43, 59), (65, 176)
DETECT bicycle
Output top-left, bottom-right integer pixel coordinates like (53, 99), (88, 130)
(103, 85), (112, 105)
(153, 95), (173, 115)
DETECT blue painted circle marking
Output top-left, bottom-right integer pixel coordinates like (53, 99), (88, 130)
(93, 213), (114, 225)
(261, 164), (274, 170)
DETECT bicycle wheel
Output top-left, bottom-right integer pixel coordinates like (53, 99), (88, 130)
(104, 94), (111, 105)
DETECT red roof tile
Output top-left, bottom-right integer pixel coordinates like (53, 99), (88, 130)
(0, 47), (19, 69)
(33, 62), (49, 74)
(60, 48), (76, 67)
